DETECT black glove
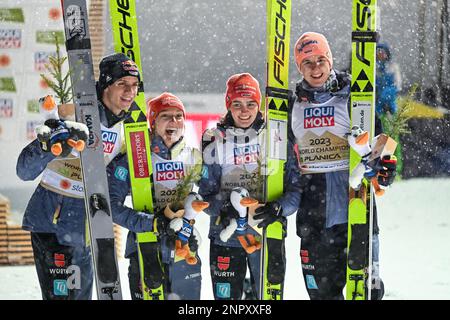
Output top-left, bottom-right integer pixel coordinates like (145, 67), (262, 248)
(217, 202), (239, 228)
(188, 234), (199, 252)
(37, 119), (72, 156)
(67, 121), (89, 148)
(254, 202), (283, 228)
(376, 155), (397, 187)
(153, 213), (171, 235)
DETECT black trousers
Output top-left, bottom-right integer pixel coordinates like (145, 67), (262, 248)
(31, 232), (93, 300)
(209, 243), (260, 300)
(297, 174), (383, 300)
(128, 250), (202, 300)
(299, 224), (348, 300)
(128, 252), (143, 300)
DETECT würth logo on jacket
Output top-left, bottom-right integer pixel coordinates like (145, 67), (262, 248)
(54, 253), (66, 268)
(155, 162), (184, 181)
(304, 106), (335, 128)
(234, 144), (260, 165)
(217, 256), (230, 271)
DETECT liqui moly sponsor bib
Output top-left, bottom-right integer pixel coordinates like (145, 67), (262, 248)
(233, 144), (260, 165)
(155, 161), (185, 181)
(292, 96), (351, 173)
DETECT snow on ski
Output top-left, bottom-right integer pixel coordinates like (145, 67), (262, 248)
(109, 0), (165, 300)
(346, 0), (378, 300)
(61, 0), (122, 300)
(259, 0), (291, 300)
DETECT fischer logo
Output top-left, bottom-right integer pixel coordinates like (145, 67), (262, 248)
(102, 130), (118, 154)
(155, 162), (184, 181)
(130, 131), (149, 178)
(355, 0), (373, 67)
(234, 144), (260, 165)
(114, 0), (137, 62)
(273, 0), (288, 86)
(304, 106), (335, 128)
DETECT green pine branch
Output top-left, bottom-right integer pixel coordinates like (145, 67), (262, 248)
(382, 85), (416, 138)
(40, 32), (73, 104)
(171, 165), (202, 211)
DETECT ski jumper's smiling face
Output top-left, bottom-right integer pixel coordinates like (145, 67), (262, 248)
(299, 55), (332, 88)
(102, 76), (139, 115)
(229, 97), (259, 129)
(225, 73), (261, 129)
(154, 107), (185, 148)
(294, 32), (333, 88)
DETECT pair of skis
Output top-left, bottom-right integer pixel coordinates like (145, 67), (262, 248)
(261, 0), (382, 301)
(259, 0), (292, 301)
(61, 0), (122, 300)
(345, 0), (377, 301)
(109, 0), (165, 300)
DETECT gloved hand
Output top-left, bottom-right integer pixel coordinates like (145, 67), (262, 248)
(36, 119), (88, 157)
(376, 155), (397, 187)
(36, 119), (70, 156)
(153, 214), (170, 235)
(217, 202), (239, 228)
(253, 201), (283, 228)
(65, 120), (89, 151)
(188, 227), (202, 252)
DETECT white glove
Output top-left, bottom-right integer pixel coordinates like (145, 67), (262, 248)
(169, 217), (183, 233)
(219, 218), (237, 243)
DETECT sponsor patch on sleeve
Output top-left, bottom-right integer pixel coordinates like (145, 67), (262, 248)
(114, 166), (128, 182)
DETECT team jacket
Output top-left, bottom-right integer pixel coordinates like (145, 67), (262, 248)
(198, 112), (302, 247)
(290, 70), (382, 230)
(107, 135), (202, 260)
(16, 98), (137, 246)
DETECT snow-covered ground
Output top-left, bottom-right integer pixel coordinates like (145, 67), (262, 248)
(1, 178), (449, 300)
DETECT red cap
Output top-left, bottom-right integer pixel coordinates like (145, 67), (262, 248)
(294, 32), (333, 72)
(147, 92), (186, 128)
(225, 73), (261, 109)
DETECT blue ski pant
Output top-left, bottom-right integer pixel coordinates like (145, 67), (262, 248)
(31, 232), (93, 300)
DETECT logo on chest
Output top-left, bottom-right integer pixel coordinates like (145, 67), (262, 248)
(155, 161), (184, 181)
(102, 130), (118, 154)
(233, 144), (260, 165)
(304, 106), (335, 128)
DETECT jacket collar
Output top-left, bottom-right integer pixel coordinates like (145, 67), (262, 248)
(97, 99), (132, 128)
(295, 69), (350, 103)
(218, 111), (265, 136)
(151, 135), (186, 160)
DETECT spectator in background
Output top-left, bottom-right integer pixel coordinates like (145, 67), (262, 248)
(376, 43), (400, 115)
